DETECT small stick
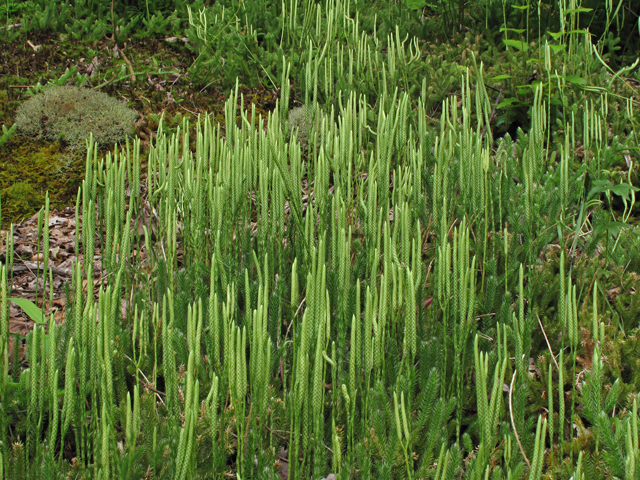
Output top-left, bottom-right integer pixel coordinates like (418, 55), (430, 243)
(180, 105), (199, 116)
(509, 369), (531, 468)
(120, 46), (136, 83)
(26, 40), (41, 52)
(537, 313), (559, 369)
(264, 425), (289, 441)
(285, 295), (306, 340)
(293, 296), (306, 319)
(123, 353), (167, 407)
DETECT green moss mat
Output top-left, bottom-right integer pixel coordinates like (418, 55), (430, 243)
(0, 139), (84, 225)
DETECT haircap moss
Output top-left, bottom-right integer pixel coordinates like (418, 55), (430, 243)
(288, 104), (327, 150)
(15, 85), (138, 151)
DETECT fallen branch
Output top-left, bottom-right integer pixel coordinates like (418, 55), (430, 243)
(12, 261), (72, 277)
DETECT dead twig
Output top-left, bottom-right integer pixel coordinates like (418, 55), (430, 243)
(264, 425), (289, 442)
(120, 46), (136, 83)
(123, 353), (167, 408)
(509, 369), (531, 468)
(537, 313), (559, 369)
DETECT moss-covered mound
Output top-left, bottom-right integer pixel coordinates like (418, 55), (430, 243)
(15, 85), (138, 150)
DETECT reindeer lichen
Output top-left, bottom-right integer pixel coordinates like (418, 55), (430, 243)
(288, 104), (327, 150)
(14, 85), (137, 151)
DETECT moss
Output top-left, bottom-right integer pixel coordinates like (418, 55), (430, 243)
(2, 181), (42, 221)
(14, 85), (138, 151)
(0, 90), (8, 123)
(0, 139), (84, 226)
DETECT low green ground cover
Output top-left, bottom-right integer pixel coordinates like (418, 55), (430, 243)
(1, 0), (640, 479)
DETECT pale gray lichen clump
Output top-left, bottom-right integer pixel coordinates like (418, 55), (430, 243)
(15, 85), (138, 151)
(288, 104), (326, 150)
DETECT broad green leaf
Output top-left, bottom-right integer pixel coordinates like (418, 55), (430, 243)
(492, 74), (512, 80)
(549, 44), (566, 54)
(586, 180), (631, 201)
(11, 298), (46, 324)
(589, 179), (612, 193)
(610, 183), (640, 201)
(565, 75), (587, 85)
(593, 220), (629, 238)
(547, 31), (563, 40)
(497, 97), (519, 108)
(503, 39), (528, 52)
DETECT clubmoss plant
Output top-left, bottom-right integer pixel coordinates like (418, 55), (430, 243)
(4, 1), (640, 478)
(14, 85), (138, 151)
